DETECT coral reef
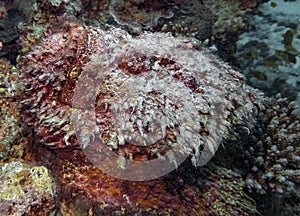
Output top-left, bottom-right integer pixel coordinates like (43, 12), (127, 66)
(0, 59), (22, 159)
(11, 0), (263, 68)
(108, 0), (214, 40)
(245, 95), (300, 215)
(14, 0), (67, 54)
(0, 161), (56, 216)
(75, 0), (110, 23)
(1, 0), (298, 215)
(107, 0), (256, 41)
(159, 0), (214, 40)
(109, 0), (174, 31)
(203, 0), (259, 63)
(246, 96), (300, 194)
(202, 166), (259, 216)
(206, 0), (254, 35)
(209, 93), (300, 215)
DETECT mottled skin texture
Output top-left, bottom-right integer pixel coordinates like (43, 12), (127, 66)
(18, 20), (264, 214)
(20, 22), (88, 149)
(20, 21), (263, 167)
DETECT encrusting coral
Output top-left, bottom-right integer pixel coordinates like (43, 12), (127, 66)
(0, 59), (21, 160)
(0, 161), (56, 216)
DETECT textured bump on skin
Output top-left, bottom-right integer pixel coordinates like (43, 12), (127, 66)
(20, 21), (264, 166)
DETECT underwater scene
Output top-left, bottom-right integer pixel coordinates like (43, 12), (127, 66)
(0, 0), (299, 215)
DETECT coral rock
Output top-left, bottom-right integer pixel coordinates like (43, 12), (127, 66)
(0, 59), (22, 159)
(0, 161), (56, 216)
